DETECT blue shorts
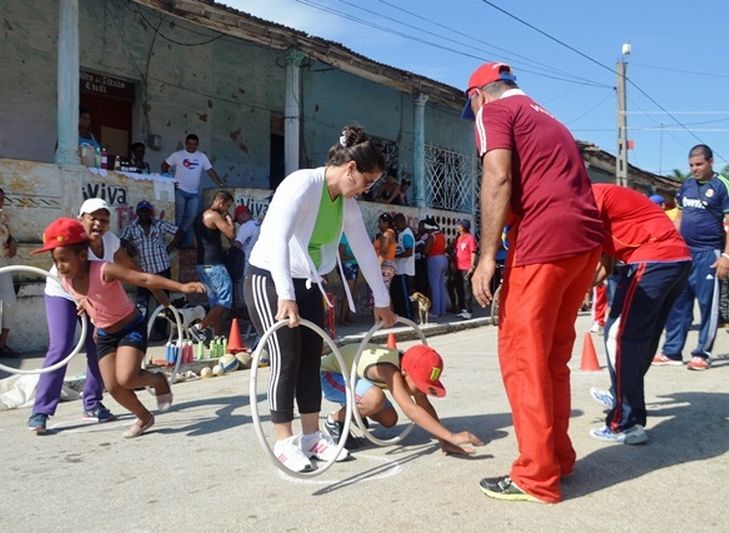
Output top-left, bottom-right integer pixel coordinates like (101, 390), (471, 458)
(95, 313), (148, 359)
(196, 264), (233, 309)
(342, 263), (359, 281)
(321, 371), (394, 408)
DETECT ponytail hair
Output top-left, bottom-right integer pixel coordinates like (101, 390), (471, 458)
(327, 124), (385, 174)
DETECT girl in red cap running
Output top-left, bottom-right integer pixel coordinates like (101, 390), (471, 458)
(34, 218), (205, 438)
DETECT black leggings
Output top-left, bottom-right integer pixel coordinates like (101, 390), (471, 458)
(244, 266), (325, 424)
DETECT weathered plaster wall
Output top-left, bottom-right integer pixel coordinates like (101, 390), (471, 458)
(0, 159), (175, 352)
(1, 0), (285, 189)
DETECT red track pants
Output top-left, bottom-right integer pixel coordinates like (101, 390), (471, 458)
(498, 247), (600, 503)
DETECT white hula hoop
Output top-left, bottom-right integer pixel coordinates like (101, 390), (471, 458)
(143, 304), (184, 393)
(249, 319), (353, 479)
(350, 316), (427, 446)
(0, 265), (88, 375)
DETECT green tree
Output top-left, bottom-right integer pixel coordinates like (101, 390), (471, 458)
(670, 168), (690, 182)
(721, 163), (729, 177)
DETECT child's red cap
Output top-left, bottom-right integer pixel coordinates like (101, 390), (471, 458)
(32, 218), (89, 254)
(401, 345), (446, 397)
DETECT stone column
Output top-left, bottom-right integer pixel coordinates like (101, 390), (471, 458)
(55, 0), (80, 165)
(413, 92), (429, 207)
(284, 49), (308, 177)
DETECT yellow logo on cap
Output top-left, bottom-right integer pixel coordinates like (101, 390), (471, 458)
(430, 367), (441, 382)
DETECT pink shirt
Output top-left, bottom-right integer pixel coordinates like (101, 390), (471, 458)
(61, 262), (136, 329)
(455, 233), (478, 271)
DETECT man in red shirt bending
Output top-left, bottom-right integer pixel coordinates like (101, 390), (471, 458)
(589, 184), (690, 444)
(464, 62), (605, 504)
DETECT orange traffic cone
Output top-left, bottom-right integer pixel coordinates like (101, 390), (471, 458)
(579, 332), (601, 371)
(387, 332), (397, 350)
(227, 318), (246, 355)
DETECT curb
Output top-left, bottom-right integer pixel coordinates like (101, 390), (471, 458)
(63, 316), (495, 391)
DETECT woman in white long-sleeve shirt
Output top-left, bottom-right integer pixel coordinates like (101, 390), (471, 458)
(244, 124), (397, 472)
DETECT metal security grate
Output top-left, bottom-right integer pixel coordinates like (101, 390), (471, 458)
(424, 144), (478, 214)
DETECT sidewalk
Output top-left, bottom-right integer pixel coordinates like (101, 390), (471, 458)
(0, 305), (495, 392)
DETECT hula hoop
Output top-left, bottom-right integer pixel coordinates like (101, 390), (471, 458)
(0, 265), (88, 375)
(350, 316), (427, 446)
(143, 304), (184, 393)
(249, 319), (353, 479)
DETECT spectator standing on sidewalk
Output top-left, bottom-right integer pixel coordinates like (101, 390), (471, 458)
(391, 213), (415, 319)
(464, 62), (604, 503)
(425, 218), (448, 318)
(190, 191), (236, 340)
(373, 213), (397, 293)
(161, 134), (225, 248)
(120, 200), (182, 319)
(454, 219), (478, 319)
(0, 188), (18, 357)
(233, 205), (260, 275)
(413, 220), (431, 299)
(654, 144), (729, 371)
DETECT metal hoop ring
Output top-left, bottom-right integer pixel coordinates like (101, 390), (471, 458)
(249, 319), (353, 479)
(143, 304), (184, 393)
(350, 316), (427, 446)
(0, 265), (88, 375)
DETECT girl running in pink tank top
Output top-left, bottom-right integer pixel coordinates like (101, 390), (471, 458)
(34, 218), (205, 438)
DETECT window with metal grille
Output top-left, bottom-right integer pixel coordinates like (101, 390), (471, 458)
(424, 144), (478, 214)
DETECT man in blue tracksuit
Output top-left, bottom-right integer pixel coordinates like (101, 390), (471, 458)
(655, 144), (729, 371)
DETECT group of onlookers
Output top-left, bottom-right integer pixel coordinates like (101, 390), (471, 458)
(338, 212), (481, 323)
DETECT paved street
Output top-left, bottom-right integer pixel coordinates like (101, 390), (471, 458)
(1, 314), (728, 532)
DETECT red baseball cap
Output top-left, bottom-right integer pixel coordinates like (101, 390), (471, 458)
(461, 62), (516, 120)
(401, 345), (446, 397)
(234, 205), (250, 219)
(32, 218), (89, 254)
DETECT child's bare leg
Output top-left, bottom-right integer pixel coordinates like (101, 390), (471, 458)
(332, 387), (399, 428)
(115, 346), (170, 396)
(98, 352), (152, 422)
(200, 306), (227, 335)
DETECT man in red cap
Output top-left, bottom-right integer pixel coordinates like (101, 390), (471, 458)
(464, 62), (605, 503)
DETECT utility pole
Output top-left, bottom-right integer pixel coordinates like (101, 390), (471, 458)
(616, 43), (630, 187)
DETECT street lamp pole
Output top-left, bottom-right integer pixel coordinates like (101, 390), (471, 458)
(616, 43), (630, 187)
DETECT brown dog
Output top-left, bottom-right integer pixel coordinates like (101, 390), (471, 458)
(409, 292), (431, 325)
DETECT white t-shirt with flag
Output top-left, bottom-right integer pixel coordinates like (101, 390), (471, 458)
(165, 150), (212, 194)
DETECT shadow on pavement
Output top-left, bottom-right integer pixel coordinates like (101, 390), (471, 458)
(156, 393), (252, 436)
(312, 443), (440, 496)
(567, 391), (729, 500)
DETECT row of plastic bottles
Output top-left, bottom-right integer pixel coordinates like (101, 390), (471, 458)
(164, 337), (228, 365)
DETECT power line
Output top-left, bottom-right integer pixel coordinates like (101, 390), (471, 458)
(369, 0), (606, 86)
(631, 62), (729, 80)
(479, 0), (725, 162)
(293, 0), (610, 88)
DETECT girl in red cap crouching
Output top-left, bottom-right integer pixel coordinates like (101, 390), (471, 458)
(34, 218), (205, 438)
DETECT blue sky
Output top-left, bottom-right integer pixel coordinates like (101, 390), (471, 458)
(225, 0), (729, 176)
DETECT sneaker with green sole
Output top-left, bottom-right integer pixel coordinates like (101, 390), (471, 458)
(479, 475), (541, 502)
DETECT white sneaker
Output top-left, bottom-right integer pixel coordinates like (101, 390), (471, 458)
(590, 387), (615, 409)
(273, 435), (314, 472)
(589, 424), (647, 445)
(301, 431), (350, 462)
(590, 322), (603, 334)
(457, 309), (472, 319)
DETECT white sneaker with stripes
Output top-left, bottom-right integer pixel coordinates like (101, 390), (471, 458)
(301, 431), (350, 462)
(273, 435), (313, 472)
